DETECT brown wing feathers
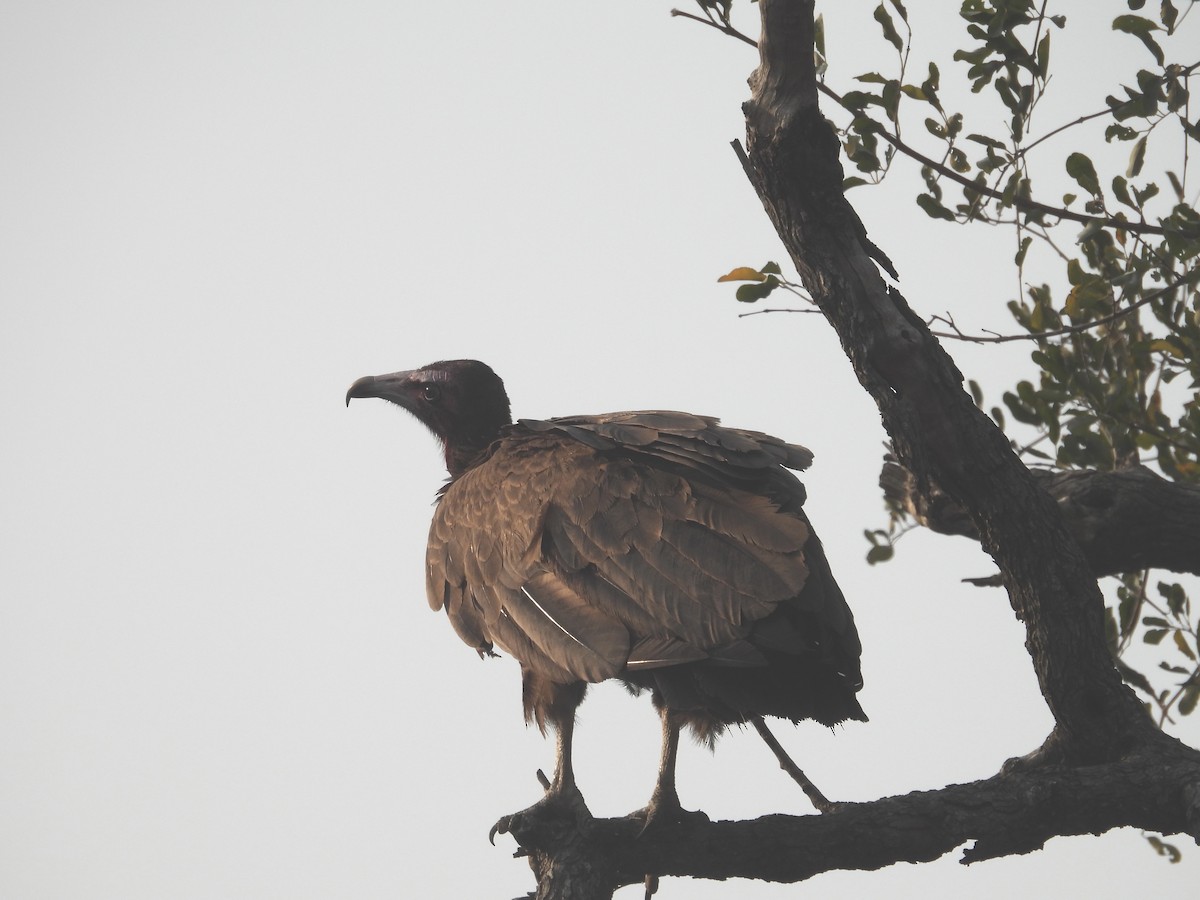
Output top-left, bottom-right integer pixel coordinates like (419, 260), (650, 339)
(426, 412), (849, 692)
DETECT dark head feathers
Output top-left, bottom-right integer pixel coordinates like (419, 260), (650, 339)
(346, 359), (512, 476)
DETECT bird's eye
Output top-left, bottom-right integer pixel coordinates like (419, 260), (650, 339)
(422, 384), (441, 402)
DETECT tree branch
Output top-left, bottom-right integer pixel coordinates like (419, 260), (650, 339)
(740, 0), (1156, 759)
(880, 461), (1200, 578)
(501, 740), (1200, 898)
(815, 80), (1184, 238)
(672, 3), (1192, 240)
(926, 269), (1199, 344)
(669, 7), (758, 48)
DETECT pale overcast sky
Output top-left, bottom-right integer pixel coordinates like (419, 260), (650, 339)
(2, 2), (1196, 898)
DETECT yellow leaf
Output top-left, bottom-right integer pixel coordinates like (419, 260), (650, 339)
(1065, 286), (1080, 320)
(717, 266), (768, 283)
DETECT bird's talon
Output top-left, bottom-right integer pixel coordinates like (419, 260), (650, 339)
(489, 815), (512, 846)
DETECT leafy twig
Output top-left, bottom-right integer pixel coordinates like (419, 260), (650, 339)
(673, 6), (1194, 239)
(927, 270), (1198, 344)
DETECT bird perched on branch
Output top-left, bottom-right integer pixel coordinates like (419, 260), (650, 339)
(346, 359), (865, 825)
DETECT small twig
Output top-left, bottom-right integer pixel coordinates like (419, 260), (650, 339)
(827, 83), (1178, 237)
(1018, 107), (1117, 159)
(670, 7), (757, 48)
(751, 717), (835, 813)
(926, 270), (1196, 344)
(737, 307), (823, 318)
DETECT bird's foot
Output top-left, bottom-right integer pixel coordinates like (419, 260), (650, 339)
(625, 789), (708, 836)
(489, 774), (593, 850)
(626, 791), (707, 900)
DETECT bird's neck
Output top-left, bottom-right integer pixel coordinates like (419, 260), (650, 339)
(444, 432), (501, 478)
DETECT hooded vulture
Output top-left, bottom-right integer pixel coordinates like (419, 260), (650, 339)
(347, 359), (865, 822)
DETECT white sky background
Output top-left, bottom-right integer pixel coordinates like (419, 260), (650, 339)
(2, 1), (1197, 898)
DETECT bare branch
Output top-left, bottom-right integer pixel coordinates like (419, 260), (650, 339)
(880, 461), (1200, 578)
(669, 7), (757, 48)
(502, 741), (1200, 897)
(926, 269), (1198, 344)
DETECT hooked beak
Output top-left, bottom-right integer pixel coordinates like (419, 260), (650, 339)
(345, 370), (419, 408)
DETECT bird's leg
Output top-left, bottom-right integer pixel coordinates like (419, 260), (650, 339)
(632, 709), (707, 900)
(629, 707), (707, 832)
(545, 708), (578, 796)
(491, 680), (591, 846)
(647, 706), (682, 819)
(751, 716), (836, 812)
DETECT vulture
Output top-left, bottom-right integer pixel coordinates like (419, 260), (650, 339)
(346, 359), (865, 823)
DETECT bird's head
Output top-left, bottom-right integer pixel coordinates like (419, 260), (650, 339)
(346, 359), (512, 477)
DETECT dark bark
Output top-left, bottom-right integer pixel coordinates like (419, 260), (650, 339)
(880, 461), (1200, 578)
(502, 739), (1200, 897)
(739, 0), (1156, 760)
(495, 2), (1200, 896)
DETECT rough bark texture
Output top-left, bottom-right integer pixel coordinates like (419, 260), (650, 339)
(880, 461), (1200, 578)
(493, 3), (1200, 896)
(504, 741), (1200, 896)
(740, 0), (1156, 762)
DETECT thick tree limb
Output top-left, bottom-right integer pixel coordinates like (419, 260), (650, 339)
(502, 738), (1200, 898)
(739, 0), (1156, 760)
(881, 461), (1200, 578)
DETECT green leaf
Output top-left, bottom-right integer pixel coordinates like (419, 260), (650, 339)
(916, 193), (956, 221)
(1144, 628), (1169, 645)
(734, 276), (780, 303)
(1145, 834), (1184, 862)
(866, 544), (894, 565)
(1148, 338), (1186, 358)
(1181, 683), (1199, 716)
(1117, 656), (1157, 696)
(1165, 170), (1184, 200)
(968, 379), (984, 407)
(1066, 152), (1102, 196)
(921, 62), (943, 112)
(1173, 630), (1196, 661)
(1105, 122), (1139, 141)
(1036, 30), (1051, 79)
(1127, 136), (1148, 178)
(1014, 235), (1032, 267)
(1112, 14), (1165, 64)
(1156, 580), (1186, 610)
(882, 80), (901, 122)
(874, 3), (904, 51)
(1112, 176), (1133, 208)
(1162, 0), (1180, 32)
